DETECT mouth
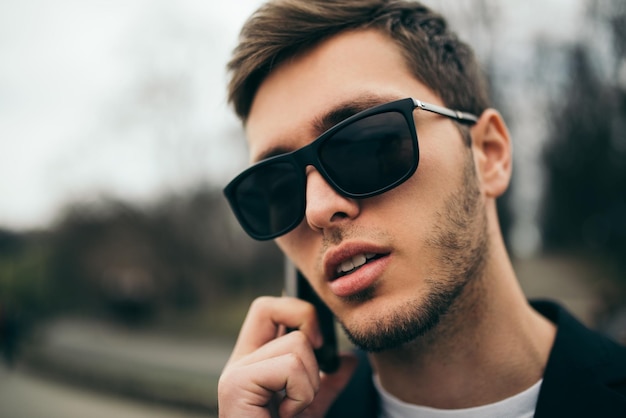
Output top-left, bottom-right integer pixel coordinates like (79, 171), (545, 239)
(333, 253), (386, 280)
(324, 245), (391, 298)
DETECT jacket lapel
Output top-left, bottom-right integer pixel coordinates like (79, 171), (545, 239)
(532, 300), (626, 417)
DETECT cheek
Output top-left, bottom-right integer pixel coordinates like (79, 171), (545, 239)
(389, 132), (469, 219)
(419, 141), (464, 189)
(368, 138), (468, 253)
(375, 155), (447, 232)
(275, 228), (320, 276)
(275, 234), (298, 263)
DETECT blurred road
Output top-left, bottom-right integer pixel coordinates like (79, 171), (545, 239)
(35, 318), (233, 379)
(0, 365), (214, 418)
(1, 318), (233, 417)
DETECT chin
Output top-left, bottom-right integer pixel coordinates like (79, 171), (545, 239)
(336, 285), (459, 352)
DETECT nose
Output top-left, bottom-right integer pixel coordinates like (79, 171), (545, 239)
(304, 168), (361, 233)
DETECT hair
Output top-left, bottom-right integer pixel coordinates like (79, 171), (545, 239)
(227, 0), (490, 123)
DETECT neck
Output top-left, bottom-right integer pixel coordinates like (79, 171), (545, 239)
(370, 223), (556, 409)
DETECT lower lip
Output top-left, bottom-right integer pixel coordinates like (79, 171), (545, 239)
(328, 255), (390, 297)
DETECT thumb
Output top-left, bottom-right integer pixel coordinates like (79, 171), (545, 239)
(301, 353), (359, 417)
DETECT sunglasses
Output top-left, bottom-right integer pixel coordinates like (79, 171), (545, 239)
(224, 97), (478, 240)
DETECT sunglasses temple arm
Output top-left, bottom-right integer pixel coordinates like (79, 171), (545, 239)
(413, 99), (478, 124)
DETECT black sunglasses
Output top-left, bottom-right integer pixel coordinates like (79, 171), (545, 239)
(224, 97), (478, 240)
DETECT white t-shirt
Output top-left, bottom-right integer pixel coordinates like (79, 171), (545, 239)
(374, 375), (542, 418)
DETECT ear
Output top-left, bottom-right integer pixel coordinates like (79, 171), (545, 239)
(470, 109), (512, 198)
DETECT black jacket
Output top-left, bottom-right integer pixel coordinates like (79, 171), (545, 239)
(327, 300), (626, 417)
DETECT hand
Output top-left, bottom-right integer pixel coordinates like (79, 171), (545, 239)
(218, 296), (358, 418)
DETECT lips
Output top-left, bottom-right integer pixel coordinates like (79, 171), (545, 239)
(324, 244), (390, 297)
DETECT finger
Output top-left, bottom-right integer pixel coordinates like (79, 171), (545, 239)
(219, 352), (318, 418)
(235, 330), (321, 393)
(297, 353), (359, 418)
(275, 352), (321, 417)
(230, 296), (323, 361)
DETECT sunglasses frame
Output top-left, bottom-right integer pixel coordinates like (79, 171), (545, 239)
(224, 97), (478, 240)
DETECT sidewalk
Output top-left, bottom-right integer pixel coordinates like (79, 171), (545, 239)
(20, 317), (234, 414)
(0, 364), (213, 418)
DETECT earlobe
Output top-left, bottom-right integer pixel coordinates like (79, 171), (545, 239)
(470, 109), (512, 198)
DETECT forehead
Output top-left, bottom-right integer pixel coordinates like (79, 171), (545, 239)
(245, 29), (443, 163)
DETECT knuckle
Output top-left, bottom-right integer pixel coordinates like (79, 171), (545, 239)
(288, 329), (310, 346)
(284, 352), (306, 374)
(217, 370), (234, 399)
(297, 386), (316, 407)
(217, 364), (241, 390)
(301, 302), (318, 320)
(249, 296), (275, 315)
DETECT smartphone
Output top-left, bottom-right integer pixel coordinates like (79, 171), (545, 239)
(284, 259), (339, 373)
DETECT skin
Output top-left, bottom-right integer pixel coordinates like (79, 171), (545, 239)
(218, 29), (556, 417)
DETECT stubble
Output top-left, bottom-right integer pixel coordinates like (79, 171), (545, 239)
(339, 150), (489, 352)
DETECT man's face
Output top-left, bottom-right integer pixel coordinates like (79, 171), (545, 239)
(246, 29), (489, 351)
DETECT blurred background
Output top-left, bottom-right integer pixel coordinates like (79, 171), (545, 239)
(1, 0), (625, 416)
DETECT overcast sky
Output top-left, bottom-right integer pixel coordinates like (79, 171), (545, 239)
(0, 0), (584, 232)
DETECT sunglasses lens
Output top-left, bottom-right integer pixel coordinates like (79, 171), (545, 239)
(232, 161), (303, 239)
(319, 111), (416, 195)
(226, 104), (419, 240)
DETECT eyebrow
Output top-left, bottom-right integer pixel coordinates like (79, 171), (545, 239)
(312, 94), (399, 136)
(255, 144), (294, 163)
(255, 94), (400, 163)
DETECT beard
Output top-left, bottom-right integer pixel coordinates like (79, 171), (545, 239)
(339, 151), (489, 353)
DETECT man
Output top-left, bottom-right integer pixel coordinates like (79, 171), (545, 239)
(218, 1), (626, 416)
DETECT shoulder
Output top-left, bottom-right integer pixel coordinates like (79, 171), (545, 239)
(532, 300), (626, 417)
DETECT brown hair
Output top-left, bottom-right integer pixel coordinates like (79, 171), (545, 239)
(227, 0), (490, 123)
